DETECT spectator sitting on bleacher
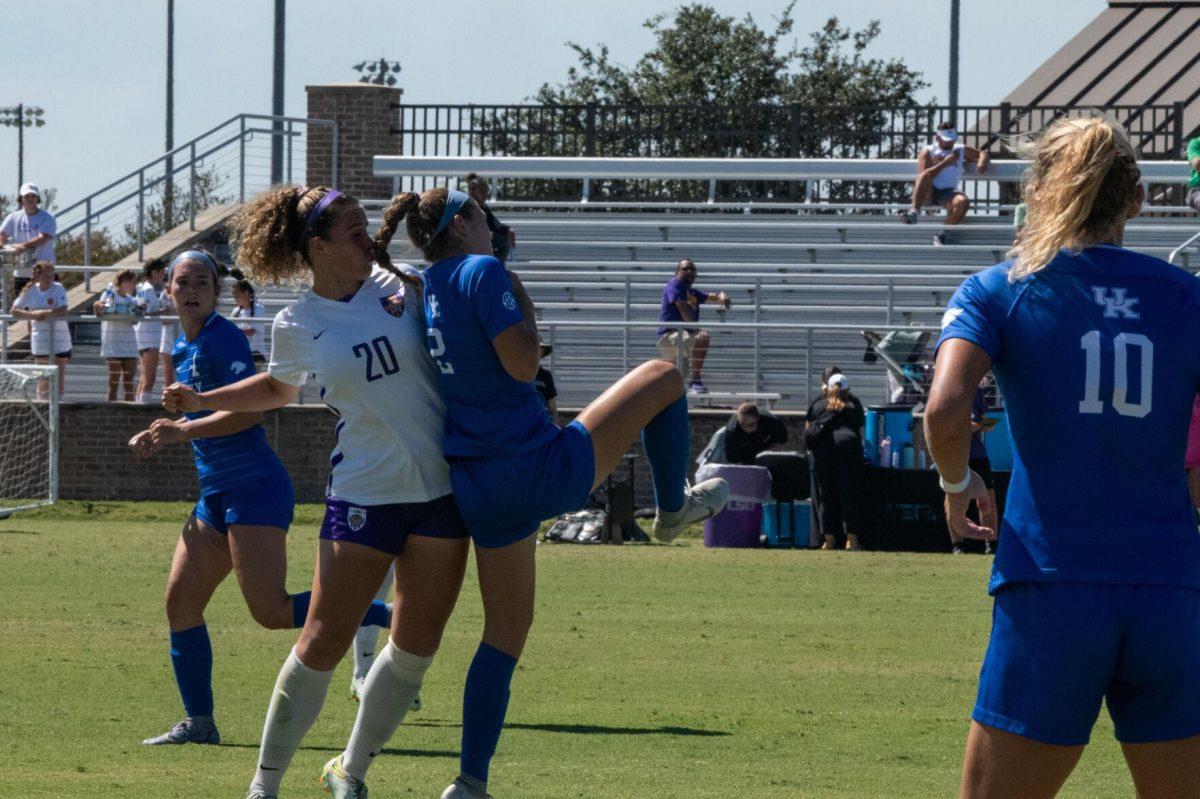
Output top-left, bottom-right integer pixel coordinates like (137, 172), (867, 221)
(899, 122), (990, 245)
(464, 172), (515, 263)
(657, 258), (731, 394)
(1186, 134), (1200, 213)
(0, 183), (57, 291)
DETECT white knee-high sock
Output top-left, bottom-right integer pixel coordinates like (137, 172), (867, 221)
(353, 566), (395, 679)
(248, 647), (335, 795)
(342, 641), (433, 781)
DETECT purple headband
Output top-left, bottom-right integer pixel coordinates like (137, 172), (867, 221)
(302, 189), (344, 238)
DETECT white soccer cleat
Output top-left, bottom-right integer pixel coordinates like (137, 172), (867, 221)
(247, 793), (278, 799)
(320, 755), (368, 798)
(652, 478), (730, 543)
(440, 779), (493, 799)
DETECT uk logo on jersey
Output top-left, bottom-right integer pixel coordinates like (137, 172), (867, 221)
(502, 291), (517, 311)
(347, 506), (368, 532)
(230, 361), (248, 375)
(1092, 287), (1140, 320)
(380, 292), (406, 318)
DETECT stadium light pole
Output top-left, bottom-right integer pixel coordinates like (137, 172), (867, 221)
(271, 0), (285, 185)
(0, 105), (46, 194)
(165, 0), (175, 224)
(948, 0), (960, 113)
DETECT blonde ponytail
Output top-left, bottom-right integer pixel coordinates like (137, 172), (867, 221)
(1008, 115), (1141, 280)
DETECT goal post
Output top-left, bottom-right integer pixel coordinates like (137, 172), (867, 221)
(0, 364), (59, 517)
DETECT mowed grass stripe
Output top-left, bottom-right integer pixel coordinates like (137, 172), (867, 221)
(0, 503), (1132, 798)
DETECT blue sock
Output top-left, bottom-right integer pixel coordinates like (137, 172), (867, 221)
(169, 625), (213, 717)
(362, 599), (390, 629)
(640, 394), (689, 513)
(460, 642), (518, 785)
(290, 591), (312, 628)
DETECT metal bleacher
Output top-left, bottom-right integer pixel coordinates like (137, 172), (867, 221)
(20, 156), (1200, 410)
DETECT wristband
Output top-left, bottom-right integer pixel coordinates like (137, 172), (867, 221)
(939, 471), (971, 494)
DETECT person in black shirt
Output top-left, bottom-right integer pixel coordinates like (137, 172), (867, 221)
(805, 366), (867, 551)
(465, 172), (515, 263)
(723, 402), (788, 465)
(533, 343), (558, 425)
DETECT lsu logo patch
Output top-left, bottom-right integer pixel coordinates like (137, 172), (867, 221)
(230, 361), (248, 375)
(502, 291), (517, 311)
(380, 292), (406, 318)
(347, 507), (368, 532)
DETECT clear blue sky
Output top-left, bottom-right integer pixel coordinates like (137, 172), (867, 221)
(5, 0), (1105, 205)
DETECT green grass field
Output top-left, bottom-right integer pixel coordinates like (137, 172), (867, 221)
(0, 502), (1135, 798)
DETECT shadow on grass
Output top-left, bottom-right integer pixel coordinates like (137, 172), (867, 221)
(0, 529), (39, 535)
(405, 720), (730, 737)
(218, 742), (457, 758)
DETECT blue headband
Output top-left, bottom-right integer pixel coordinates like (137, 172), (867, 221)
(433, 189), (470, 237)
(168, 250), (220, 280)
(303, 189), (344, 238)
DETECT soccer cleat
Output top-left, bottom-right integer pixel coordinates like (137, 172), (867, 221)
(247, 793), (278, 799)
(350, 675), (422, 711)
(141, 715), (220, 746)
(440, 778), (494, 799)
(652, 478), (730, 543)
(899, 208), (919, 224)
(320, 755), (368, 798)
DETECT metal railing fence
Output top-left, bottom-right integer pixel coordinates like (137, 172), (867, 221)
(52, 115), (337, 266)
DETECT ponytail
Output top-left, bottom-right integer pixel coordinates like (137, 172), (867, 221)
(373, 192), (423, 288)
(1009, 115), (1141, 279)
(376, 187), (470, 268)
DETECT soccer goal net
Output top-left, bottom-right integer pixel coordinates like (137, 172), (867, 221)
(0, 365), (59, 517)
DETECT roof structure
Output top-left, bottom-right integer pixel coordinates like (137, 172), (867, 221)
(995, 1), (1200, 154)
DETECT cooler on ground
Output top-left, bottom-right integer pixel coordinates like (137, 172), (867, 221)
(695, 463), (772, 548)
(754, 452), (810, 548)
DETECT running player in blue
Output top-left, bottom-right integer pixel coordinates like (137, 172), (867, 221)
(375, 188), (731, 799)
(131, 249), (391, 748)
(926, 115), (1200, 797)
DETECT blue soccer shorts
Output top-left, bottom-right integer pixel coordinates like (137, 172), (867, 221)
(193, 468), (295, 535)
(974, 581), (1200, 745)
(449, 420), (595, 548)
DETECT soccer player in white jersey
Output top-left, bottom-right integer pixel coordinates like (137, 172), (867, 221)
(163, 186), (468, 799)
(11, 260), (71, 399)
(134, 258), (169, 403)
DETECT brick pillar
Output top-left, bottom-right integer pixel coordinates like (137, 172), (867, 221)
(306, 83), (401, 200)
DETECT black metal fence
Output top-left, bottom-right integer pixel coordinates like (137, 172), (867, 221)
(394, 102), (1188, 205)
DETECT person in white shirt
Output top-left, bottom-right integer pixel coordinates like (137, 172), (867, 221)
(229, 271), (268, 368)
(899, 122), (991, 244)
(92, 269), (141, 401)
(10, 260), (70, 399)
(134, 259), (169, 403)
(162, 185), (468, 799)
(0, 183), (57, 264)
(159, 289), (178, 387)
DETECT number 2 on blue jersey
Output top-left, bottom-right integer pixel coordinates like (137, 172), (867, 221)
(1078, 330), (1153, 418)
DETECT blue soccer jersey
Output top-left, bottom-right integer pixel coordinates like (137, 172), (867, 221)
(173, 311), (285, 492)
(938, 245), (1200, 592)
(421, 254), (556, 458)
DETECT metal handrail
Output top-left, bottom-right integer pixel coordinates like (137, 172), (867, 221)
(1168, 230), (1200, 266)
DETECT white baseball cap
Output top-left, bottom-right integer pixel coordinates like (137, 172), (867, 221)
(935, 128), (959, 142)
(18, 183), (40, 199)
(826, 373), (849, 389)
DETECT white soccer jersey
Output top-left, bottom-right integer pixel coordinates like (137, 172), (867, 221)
(98, 286), (140, 359)
(232, 300), (267, 355)
(134, 281), (166, 351)
(269, 265), (450, 505)
(14, 281), (70, 356)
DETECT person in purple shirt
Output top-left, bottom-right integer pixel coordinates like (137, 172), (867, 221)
(657, 258), (731, 394)
(946, 377), (1000, 554)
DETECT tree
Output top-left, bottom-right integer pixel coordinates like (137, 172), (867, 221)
(481, 5), (928, 201)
